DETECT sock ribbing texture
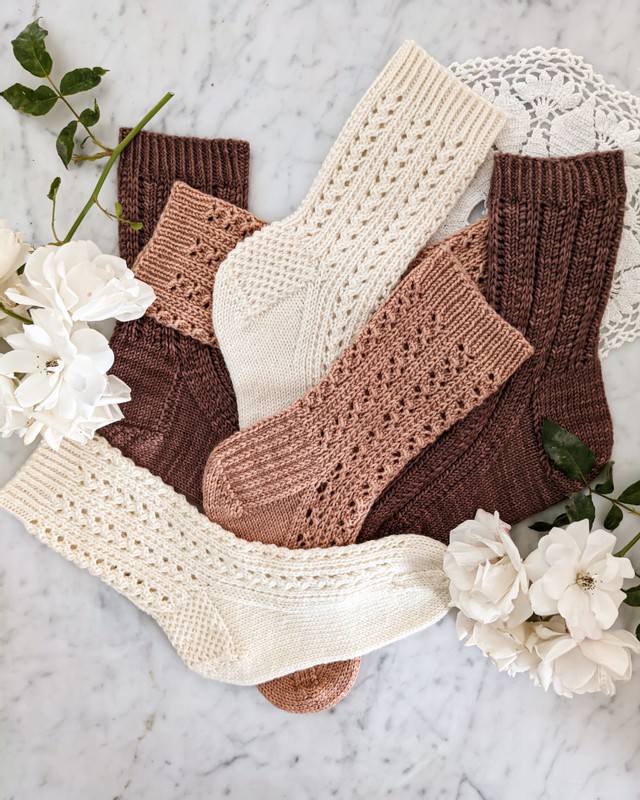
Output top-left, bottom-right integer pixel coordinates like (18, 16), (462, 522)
(0, 436), (450, 686)
(213, 40), (506, 430)
(358, 150), (627, 544)
(102, 182), (263, 505)
(116, 128), (250, 266)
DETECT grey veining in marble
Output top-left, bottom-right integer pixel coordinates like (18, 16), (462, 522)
(1, 1), (640, 798)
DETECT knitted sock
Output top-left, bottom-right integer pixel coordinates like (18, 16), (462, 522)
(213, 40), (505, 430)
(117, 128), (250, 266)
(203, 231), (532, 546)
(0, 437), (450, 686)
(102, 182), (264, 505)
(358, 150), (627, 544)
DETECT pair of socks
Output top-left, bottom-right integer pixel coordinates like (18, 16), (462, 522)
(203, 152), (626, 710)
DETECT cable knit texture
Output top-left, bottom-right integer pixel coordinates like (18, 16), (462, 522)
(213, 40), (506, 429)
(433, 47), (640, 357)
(103, 184), (262, 505)
(117, 128), (250, 266)
(359, 151), (627, 545)
(0, 437), (450, 685)
(203, 232), (533, 547)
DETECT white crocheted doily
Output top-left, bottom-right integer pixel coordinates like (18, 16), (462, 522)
(434, 47), (640, 357)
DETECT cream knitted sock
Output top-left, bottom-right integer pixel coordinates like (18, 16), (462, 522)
(0, 437), (450, 685)
(213, 40), (506, 429)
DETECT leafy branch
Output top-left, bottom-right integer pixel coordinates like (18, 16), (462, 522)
(531, 418), (640, 610)
(1, 19), (172, 244)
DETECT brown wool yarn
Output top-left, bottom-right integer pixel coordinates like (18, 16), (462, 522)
(358, 150), (627, 545)
(103, 137), (255, 505)
(116, 128), (250, 266)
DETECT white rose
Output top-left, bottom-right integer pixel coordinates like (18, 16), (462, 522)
(444, 509), (532, 625)
(0, 220), (31, 282)
(532, 616), (640, 697)
(7, 240), (155, 323)
(0, 374), (28, 438)
(0, 308), (130, 449)
(456, 612), (541, 677)
(525, 520), (635, 640)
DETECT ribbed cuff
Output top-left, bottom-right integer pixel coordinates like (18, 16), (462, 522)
(133, 181), (265, 346)
(490, 150), (627, 205)
(117, 128), (250, 266)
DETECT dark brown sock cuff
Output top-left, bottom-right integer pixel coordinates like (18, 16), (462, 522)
(491, 150), (626, 205)
(117, 128), (250, 265)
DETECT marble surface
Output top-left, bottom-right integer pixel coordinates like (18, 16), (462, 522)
(1, 1), (640, 797)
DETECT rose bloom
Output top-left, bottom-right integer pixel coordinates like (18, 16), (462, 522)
(532, 616), (640, 697)
(456, 612), (541, 677)
(444, 509), (532, 625)
(525, 519), (634, 640)
(7, 240), (154, 323)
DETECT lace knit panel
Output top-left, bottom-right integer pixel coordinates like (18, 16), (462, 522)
(133, 182), (265, 346)
(0, 437), (450, 685)
(431, 47), (640, 357)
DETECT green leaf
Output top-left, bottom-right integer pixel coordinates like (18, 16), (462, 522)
(114, 201), (123, 219)
(553, 512), (570, 527)
(623, 585), (640, 607)
(78, 99), (100, 127)
(529, 520), (553, 532)
(128, 220), (143, 231)
(636, 623), (640, 642)
(1, 83), (57, 115)
(603, 503), (624, 531)
(594, 461), (614, 494)
(11, 19), (53, 78)
(565, 492), (596, 528)
(60, 67), (108, 96)
(47, 176), (61, 201)
(618, 479), (640, 505)
(542, 418), (596, 482)
(56, 121), (78, 168)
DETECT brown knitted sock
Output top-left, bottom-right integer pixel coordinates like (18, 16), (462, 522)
(358, 150), (627, 545)
(103, 182), (262, 505)
(202, 229), (532, 544)
(116, 128), (250, 265)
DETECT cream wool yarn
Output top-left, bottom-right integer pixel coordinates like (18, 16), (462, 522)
(213, 40), (506, 429)
(0, 436), (450, 685)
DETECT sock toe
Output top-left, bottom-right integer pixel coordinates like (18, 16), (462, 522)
(258, 659), (361, 713)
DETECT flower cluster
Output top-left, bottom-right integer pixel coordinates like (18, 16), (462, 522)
(445, 510), (640, 697)
(0, 232), (154, 449)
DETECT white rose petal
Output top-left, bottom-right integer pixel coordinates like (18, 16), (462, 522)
(444, 509), (532, 625)
(525, 520), (635, 640)
(532, 616), (640, 697)
(0, 220), (31, 282)
(6, 240), (155, 324)
(457, 612), (541, 678)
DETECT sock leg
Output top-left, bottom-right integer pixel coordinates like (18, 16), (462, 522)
(359, 151), (627, 543)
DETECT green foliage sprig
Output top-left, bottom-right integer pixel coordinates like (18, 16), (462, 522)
(533, 418), (640, 610)
(1, 19), (173, 245)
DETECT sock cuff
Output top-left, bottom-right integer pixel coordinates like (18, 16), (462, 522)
(132, 181), (265, 346)
(491, 150), (627, 205)
(117, 129), (250, 266)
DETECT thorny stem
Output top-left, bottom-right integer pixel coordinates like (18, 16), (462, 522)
(45, 75), (111, 152)
(59, 92), (173, 244)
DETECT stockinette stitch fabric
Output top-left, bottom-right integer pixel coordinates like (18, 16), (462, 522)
(102, 182), (263, 505)
(213, 39), (506, 430)
(358, 150), (627, 545)
(0, 436), (451, 685)
(116, 127), (250, 266)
